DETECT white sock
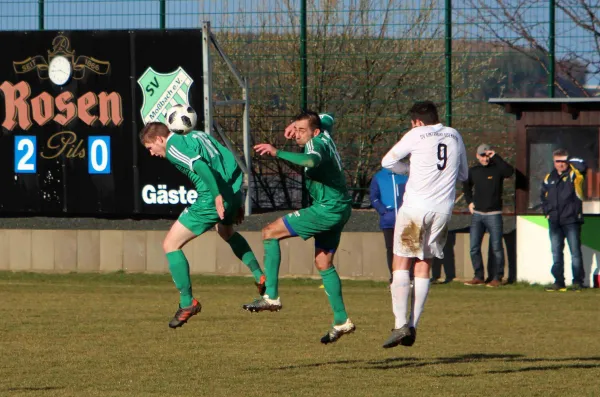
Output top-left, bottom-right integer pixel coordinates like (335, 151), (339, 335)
(391, 270), (411, 329)
(409, 277), (430, 329)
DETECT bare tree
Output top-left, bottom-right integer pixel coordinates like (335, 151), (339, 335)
(208, 0), (497, 209)
(461, 0), (597, 97)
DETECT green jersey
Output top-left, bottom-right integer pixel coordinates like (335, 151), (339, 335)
(165, 130), (243, 199)
(303, 131), (351, 208)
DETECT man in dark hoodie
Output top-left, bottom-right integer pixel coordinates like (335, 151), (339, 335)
(463, 144), (514, 287)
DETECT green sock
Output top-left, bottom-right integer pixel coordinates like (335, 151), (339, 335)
(319, 266), (348, 325)
(227, 232), (264, 283)
(264, 238), (281, 299)
(166, 250), (193, 307)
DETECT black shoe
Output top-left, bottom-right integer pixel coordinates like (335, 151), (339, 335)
(255, 275), (266, 296)
(242, 296), (282, 312)
(169, 298), (202, 329)
(382, 325), (412, 348)
(320, 319), (356, 344)
(544, 283), (567, 292)
(569, 283), (584, 292)
(401, 327), (417, 346)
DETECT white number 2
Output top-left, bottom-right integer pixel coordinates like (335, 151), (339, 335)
(15, 136), (36, 173)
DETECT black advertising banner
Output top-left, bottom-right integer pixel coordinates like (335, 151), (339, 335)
(0, 30), (204, 216)
(133, 30), (204, 216)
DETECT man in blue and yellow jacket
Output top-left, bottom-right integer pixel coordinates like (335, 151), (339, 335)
(369, 168), (408, 282)
(541, 148), (587, 291)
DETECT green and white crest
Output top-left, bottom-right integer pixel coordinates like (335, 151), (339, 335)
(137, 66), (194, 125)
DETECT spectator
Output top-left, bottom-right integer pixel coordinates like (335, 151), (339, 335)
(463, 144), (514, 288)
(542, 149), (587, 292)
(369, 167), (408, 283)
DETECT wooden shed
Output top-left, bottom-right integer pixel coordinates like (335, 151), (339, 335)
(489, 98), (600, 214)
(488, 98), (600, 287)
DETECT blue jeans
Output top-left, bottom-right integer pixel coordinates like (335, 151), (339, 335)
(549, 223), (584, 287)
(469, 213), (504, 281)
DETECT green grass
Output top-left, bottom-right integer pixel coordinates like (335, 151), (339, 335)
(1, 272), (599, 397)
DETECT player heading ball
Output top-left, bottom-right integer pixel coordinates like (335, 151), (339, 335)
(139, 121), (266, 329)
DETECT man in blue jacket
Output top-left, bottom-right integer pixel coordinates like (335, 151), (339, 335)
(369, 168), (408, 283)
(541, 148), (587, 291)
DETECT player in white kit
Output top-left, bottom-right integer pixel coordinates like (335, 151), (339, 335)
(380, 101), (468, 348)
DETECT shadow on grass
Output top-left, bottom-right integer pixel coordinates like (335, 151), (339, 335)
(276, 354), (516, 370)
(277, 359), (376, 370)
(515, 356), (600, 363)
(367, 353), (525, 370)
(5, 387), (64, 391)
(374, 354), (600, 374)
(488, 363), (600, 374)
(275, 354), (600, 374)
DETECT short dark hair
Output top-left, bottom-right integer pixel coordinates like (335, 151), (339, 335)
(294, 110), (322, 132)
(409, 101), (440, 125)
(553, 148), (569, 157)
(139, 122), (170, 144)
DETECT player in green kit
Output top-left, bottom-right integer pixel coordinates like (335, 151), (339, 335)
(139, 122), (265, 329)
(242, 111), (355, 344)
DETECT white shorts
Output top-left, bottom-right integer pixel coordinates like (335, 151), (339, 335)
(393, 206), (451, 260)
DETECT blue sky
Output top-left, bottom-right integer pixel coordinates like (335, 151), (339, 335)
(0, 0), (598, 87)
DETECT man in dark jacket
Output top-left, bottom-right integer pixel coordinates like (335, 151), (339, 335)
(463, 144), (514, 287)
(541, 148), (587, 291)
(369, 168), (408, 282)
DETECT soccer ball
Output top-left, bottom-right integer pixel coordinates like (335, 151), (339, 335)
(166, 104), (197, 134)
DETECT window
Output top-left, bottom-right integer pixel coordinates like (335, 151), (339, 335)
(527, 126), (599, 213)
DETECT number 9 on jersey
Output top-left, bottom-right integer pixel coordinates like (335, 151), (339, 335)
(14, 136), (37, 174)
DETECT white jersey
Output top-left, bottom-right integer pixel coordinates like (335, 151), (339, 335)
(381, 123), (468, 214)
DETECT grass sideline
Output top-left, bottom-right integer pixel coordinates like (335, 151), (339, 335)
(1, 271), (599, 397)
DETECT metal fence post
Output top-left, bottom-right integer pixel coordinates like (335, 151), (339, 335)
(300, 0), (308, 111)
(243, 79), (252, 216)
(548, 0), (556, 98)
(300, 0), (308, 207)
(38, 0), (44, 30)
(445, 0), (452, 126)
(202, 22), (214, 136)
(160, 0), (166, 29)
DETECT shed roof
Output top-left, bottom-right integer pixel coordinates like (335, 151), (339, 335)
(488, 97), (600, 118)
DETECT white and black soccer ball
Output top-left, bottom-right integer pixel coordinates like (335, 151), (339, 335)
(166, 104), (197, 134)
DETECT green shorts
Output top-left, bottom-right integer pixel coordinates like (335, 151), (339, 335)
(283, 204), (352, 252)
(178, 191), (242, 236)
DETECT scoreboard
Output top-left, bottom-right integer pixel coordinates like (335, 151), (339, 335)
(0, 30), (204, 216)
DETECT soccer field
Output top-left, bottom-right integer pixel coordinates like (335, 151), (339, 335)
(1, 272), (599, 397)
